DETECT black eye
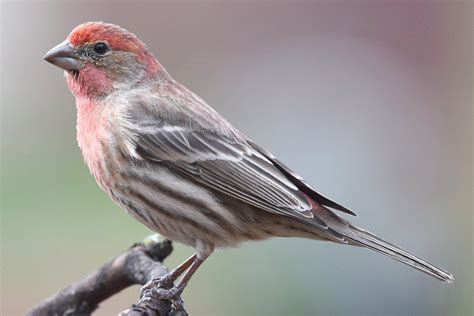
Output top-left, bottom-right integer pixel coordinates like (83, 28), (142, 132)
(93, 42), (108, 55)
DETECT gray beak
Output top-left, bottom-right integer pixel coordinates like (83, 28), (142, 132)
(44, 40), (81, 71)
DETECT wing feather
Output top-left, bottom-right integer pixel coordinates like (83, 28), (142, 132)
(247, 141), (356, 216)
(127, 96), (353, 223)
(133, 118), (316, 221)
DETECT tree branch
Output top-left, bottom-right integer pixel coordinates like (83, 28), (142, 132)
(27, 235), (187, 316)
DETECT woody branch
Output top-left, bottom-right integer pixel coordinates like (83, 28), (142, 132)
(27, 235), (187, 316)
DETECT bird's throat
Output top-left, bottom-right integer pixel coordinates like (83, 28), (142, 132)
(66, 64), (113, 99)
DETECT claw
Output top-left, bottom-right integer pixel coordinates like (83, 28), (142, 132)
(139, 253), (203, 305)
(153, 286), (183, 300)
(140, 274), (184, 302)
(172, 297), (185, 311)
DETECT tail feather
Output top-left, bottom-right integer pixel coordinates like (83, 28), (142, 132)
(312, 205), (454, 283)
(347, 225), (454, 283)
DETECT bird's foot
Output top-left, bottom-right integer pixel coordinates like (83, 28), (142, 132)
(140, 274), (184, 302)
(142, 273), (174, 291)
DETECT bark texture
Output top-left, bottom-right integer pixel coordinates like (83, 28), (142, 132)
(27, 235), (187, 316)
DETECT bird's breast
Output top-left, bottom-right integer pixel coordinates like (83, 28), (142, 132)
(75, 99), (113, 191)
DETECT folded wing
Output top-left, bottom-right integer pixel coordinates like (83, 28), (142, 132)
(130, 110), (353, 226)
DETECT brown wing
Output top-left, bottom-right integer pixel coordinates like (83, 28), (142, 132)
(247, 140), (356, 216)
(133, 118), (320, 222)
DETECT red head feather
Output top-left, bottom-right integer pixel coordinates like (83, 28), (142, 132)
(67, 22), (162, 84)
(68, 22), (144, 53)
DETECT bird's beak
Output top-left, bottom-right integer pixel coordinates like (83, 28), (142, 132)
(44, 40), (81, 71)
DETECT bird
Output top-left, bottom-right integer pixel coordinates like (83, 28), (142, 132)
(44, 21), (453, 301)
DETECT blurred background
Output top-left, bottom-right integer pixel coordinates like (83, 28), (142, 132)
(1, 1), (472, 315)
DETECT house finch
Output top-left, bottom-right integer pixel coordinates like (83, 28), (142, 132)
(44, 22), (453, 300)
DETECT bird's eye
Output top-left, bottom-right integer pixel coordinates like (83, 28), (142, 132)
(93, 42), (109, 55)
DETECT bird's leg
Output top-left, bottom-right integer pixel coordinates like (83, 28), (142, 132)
(140, 254), (196, 295)
(141, 241), (214, 303)
(160, 254), (197, 288)
(174, 256), (204, 290)
(150, 256), (204, 301)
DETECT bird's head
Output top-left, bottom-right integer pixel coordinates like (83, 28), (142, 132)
(44, 22), (166, 99)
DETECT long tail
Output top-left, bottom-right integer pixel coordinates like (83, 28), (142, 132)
(249, 141), (453, 282)
(346, 224), (454, 283)
(311, 205), (454, 283)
